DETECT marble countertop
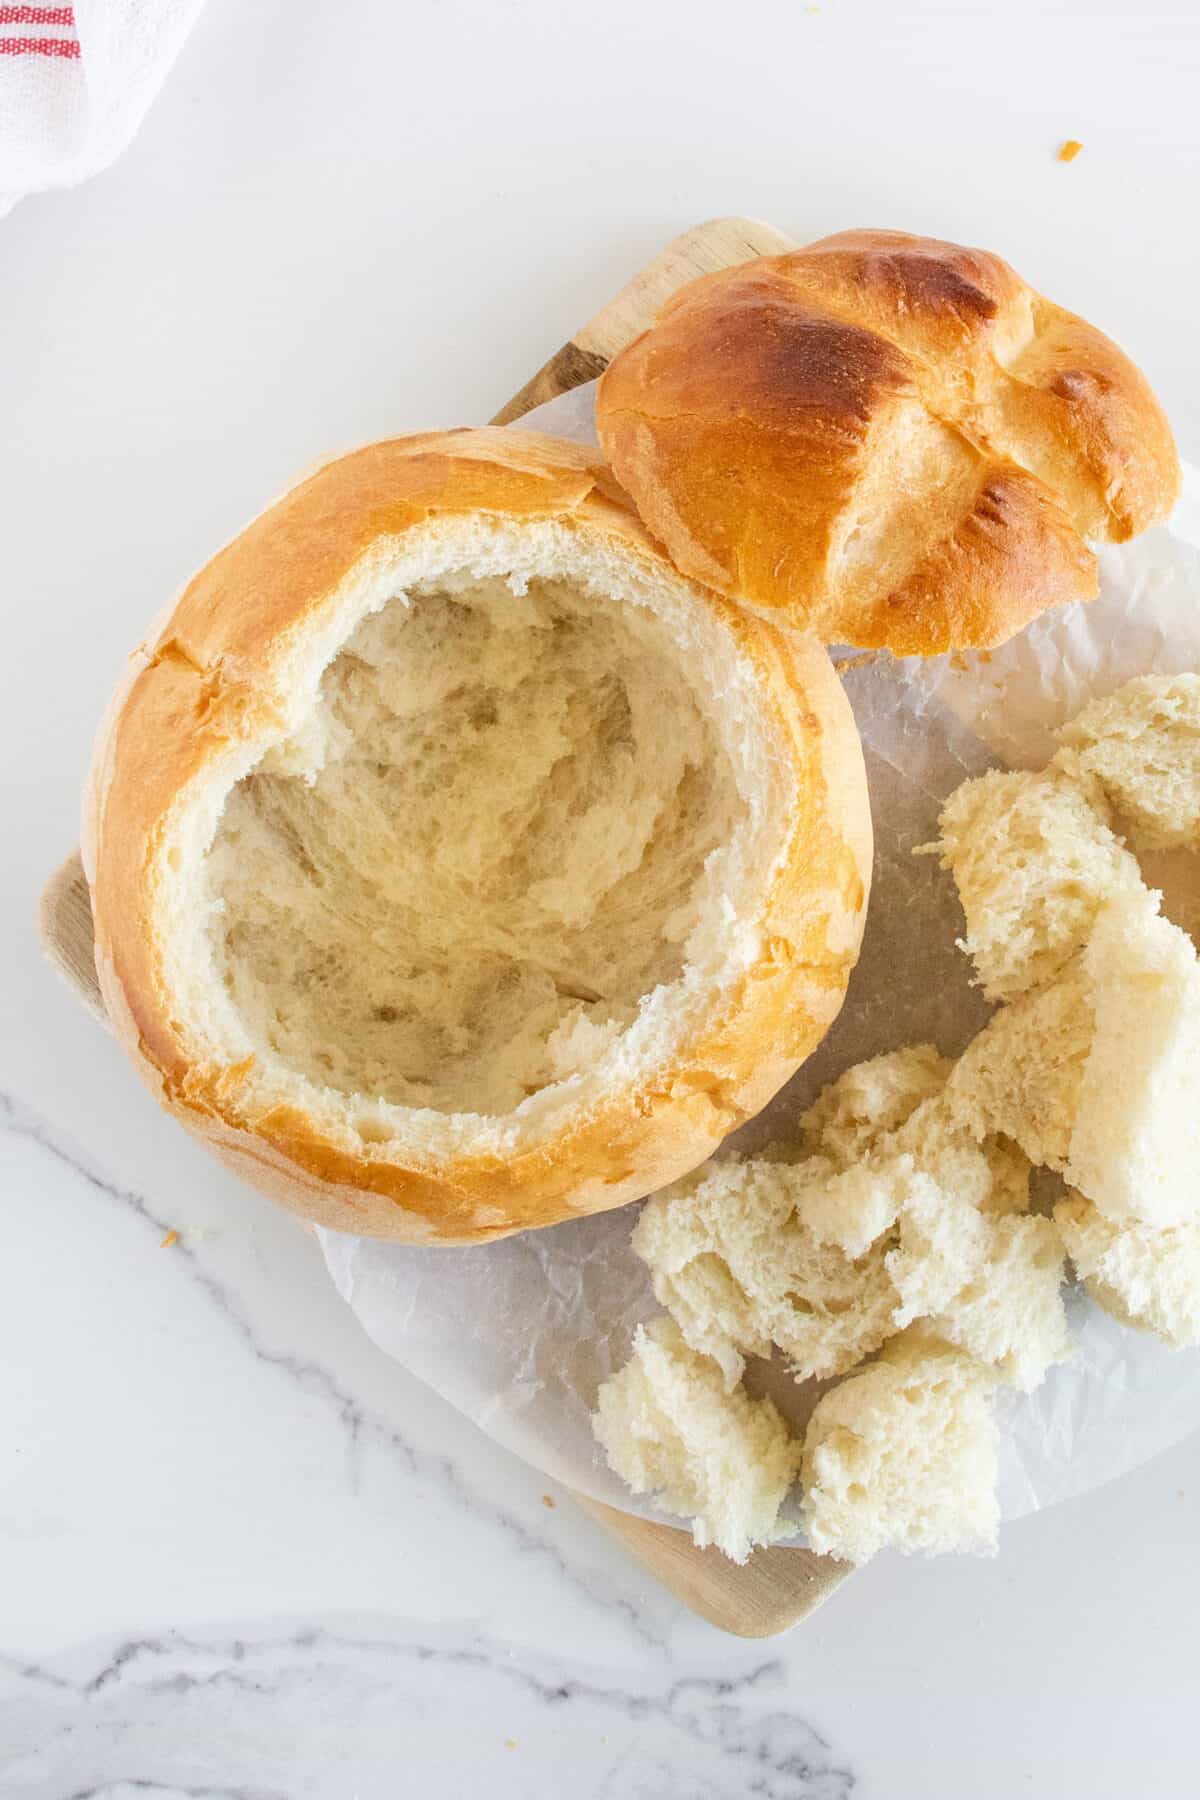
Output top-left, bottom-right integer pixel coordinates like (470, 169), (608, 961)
(4, 2), (1200, 1793)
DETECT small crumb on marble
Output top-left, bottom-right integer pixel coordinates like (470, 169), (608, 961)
(159, 1229), (179, 1249)
(1058, 139), (1083, 163)
(542, 1494), (556, 1508)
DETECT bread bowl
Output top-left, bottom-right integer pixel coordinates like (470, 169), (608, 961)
(84, 428), (871, 1244)
(596, 229), (1181, 654)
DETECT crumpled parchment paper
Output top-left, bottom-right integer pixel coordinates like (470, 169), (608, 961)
(320, 384), (1200, 1536)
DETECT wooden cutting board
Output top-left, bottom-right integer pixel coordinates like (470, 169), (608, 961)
(38, 217), (854, 1638)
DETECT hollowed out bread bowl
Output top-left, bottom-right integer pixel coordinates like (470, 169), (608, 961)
(85, 429), (872, 1244)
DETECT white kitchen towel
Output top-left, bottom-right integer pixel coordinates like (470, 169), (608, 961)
(0, 1), (205, 218)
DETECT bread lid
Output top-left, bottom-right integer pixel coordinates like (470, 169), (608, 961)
(85, 428), (872, 1244)
(596, 230), (1181, 656)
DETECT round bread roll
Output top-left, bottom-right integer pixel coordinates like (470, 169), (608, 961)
(596, 229), (1180, 656)
(85, 429), (872, 1245)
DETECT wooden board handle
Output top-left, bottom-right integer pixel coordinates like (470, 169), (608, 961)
(490, 216), (795, 424)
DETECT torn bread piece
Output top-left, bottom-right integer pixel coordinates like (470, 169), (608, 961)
(632, 1155), (903, 1387)
(885, 1171), (988, 1326)
(636, 1081), (1051, 1391)
(1067, 890), (1200, 1225)
(948, 890), (1200, 1227)
(1056, 1193), (1200, 1350)
(1055, 672), (1200, 852)
(798, 1045), (1030, 1218)
(797, 1043), (953, 1167)
(945, 964), (1093, 1171)
(887, 1181), (1070, 1391)
(929, 765), (1142, 1001)
(801, 1330), (1000, 1564)
(608, 1046), (1062, 1558)
(592, 1316), (802, 1562)
(889, 1095), (1031, 1218)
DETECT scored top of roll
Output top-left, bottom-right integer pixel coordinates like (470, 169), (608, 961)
(596, 229), (1181, 656)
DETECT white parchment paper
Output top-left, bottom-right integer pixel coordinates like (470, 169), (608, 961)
(321, 385), (1200, 1536)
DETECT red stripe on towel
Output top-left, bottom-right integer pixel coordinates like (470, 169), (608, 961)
(0, 35), (79, 54)
(0, 7), (75, 24)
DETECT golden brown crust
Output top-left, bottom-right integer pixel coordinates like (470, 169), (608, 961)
(596, 230), (1180, 654)
(85, 428), (872, 1244)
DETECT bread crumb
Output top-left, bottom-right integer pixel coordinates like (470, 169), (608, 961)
(159, 1228), (179, 1249)
(833, 650), (880, 674)
(1058, 139), (1084, 162)
(541, 1494), (555, 1508)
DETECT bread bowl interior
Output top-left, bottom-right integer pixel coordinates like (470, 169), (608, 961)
(164, 519), (792, 1161)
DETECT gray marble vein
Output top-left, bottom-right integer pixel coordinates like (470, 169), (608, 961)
(62, 1786), (278, 1800)
(0, 1090), (668, 1652)
(0, 1620), (856, 1800)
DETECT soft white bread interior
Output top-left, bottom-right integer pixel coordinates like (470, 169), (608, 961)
(599, 1041), (1071, 1559)
(930, 766), (1142, 1001)
(951, 890), (1200, 1227)
(887, 1095), (1032, 1219)
(936, 672), (1200, 1231)
(631, 1051), (1066, 1395)
(946, 965), (1093, 1171)
(886, 1177), (1070, 1391)
(1055, 674), (1200, 851)
(878, 1106), (1067, 1392)
(207, 563), (739, 1119)
(800, 1330), (1000, 1563)
(592, 1316), (802, 1562)
(1055, 1194), (1200, 1350)
(85, 430), (871, 1244)
(797, 1043), (952, 1166)
(628, 1047), (1012, 1391)
(631, 1155), (903, 1388)
(1067, 892), (1200, 1226)
(796, 1047), (1038, 1235)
